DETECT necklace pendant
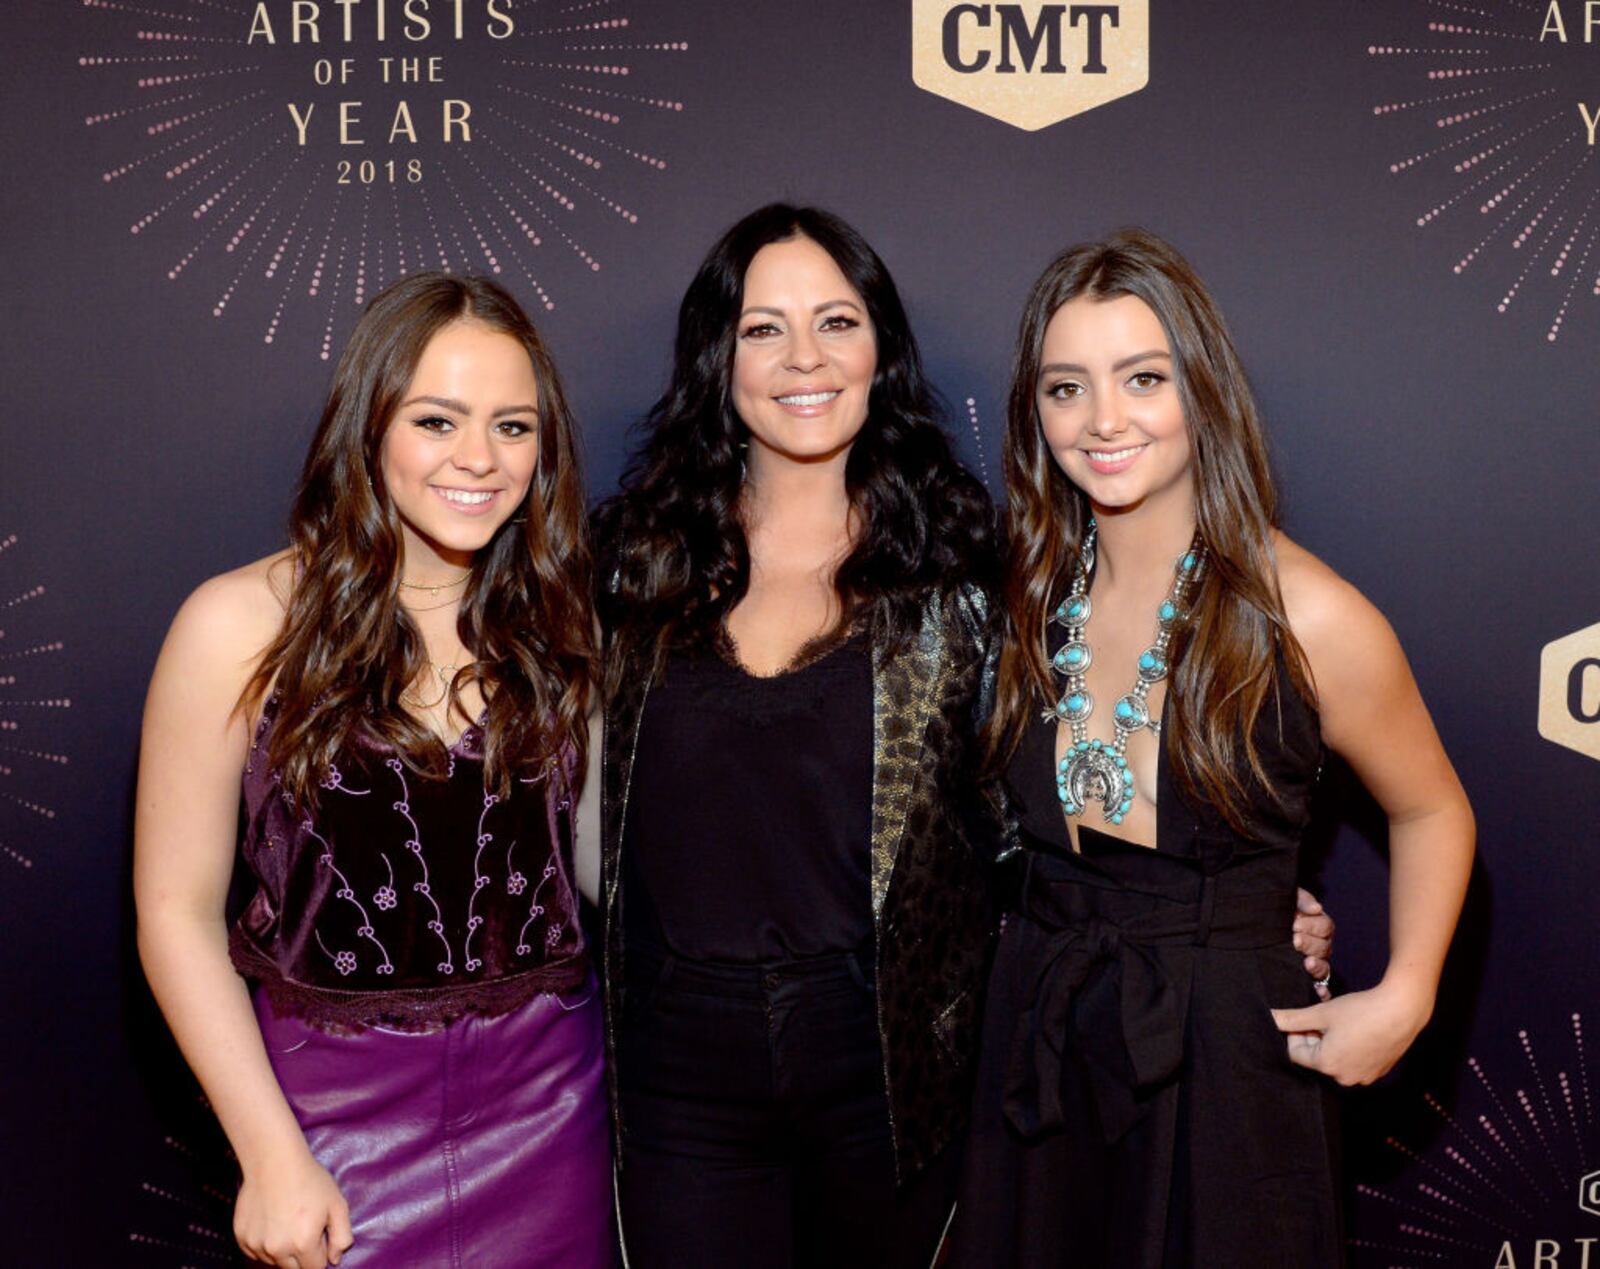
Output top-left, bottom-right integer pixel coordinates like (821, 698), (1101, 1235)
(1056, 739), (1136, 825)
(1135, 646), (1167, 684)
(1112, 693), (1151, 731)
(1043, 523), (1202, 828)
(1052, 594), (1090, 627)
(1052, 688), (1093, 724)
(1052, 640), (1091, 674)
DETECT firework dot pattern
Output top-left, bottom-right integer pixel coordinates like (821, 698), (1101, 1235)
(1351, 1013), (1597, 1264)
(0, 534), (70, 873)
(1367, 2), (1599, 342)
(81, 1), (689, 359)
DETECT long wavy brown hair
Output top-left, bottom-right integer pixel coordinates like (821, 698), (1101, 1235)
(986, 229), (1314, 830)
(242, 272), (596, 809)
(593, 204), (997, 687)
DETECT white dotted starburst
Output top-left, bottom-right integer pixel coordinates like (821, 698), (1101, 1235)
(1366, 1), (1599, 342)
(0, 532), (70, 875)
(962, 394), (993, 486)
(125, 1100), (239, 1267)
(80, 0), (689, 358)
(1352, 1012), (1598, 1265)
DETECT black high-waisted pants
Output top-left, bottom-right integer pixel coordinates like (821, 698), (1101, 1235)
(616, 944), (958, 1268)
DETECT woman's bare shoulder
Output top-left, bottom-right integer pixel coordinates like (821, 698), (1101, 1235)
(161, 550), (294, 677)
(1271, 531), (1399, 670)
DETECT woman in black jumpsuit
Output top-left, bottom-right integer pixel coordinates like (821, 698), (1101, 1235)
(953, 229), (1475, 1267)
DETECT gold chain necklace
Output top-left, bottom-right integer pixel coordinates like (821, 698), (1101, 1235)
(397, 572), (470, 598)
(399, 593), (463, 613)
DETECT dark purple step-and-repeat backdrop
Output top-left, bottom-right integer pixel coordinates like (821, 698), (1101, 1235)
(1, 1), (1597, 1263)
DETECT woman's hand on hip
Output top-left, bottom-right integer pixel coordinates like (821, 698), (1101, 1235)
(1270, 978), (1433, 1087)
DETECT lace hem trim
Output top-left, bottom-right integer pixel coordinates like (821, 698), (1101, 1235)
(230, 929), (589, 1031)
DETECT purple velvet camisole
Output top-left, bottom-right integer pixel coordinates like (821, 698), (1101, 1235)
(229, 698), (589, 1029)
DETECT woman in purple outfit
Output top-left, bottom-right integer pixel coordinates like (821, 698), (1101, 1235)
(134, 273), (612, 1268)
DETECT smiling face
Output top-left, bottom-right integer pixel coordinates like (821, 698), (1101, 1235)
(730, 234), (878, 472)
(379, 318), (541, 575)
(1036, 293), (1194, 518)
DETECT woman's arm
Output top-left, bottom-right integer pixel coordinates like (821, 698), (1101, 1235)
(1270, 539), (1476, 1085)
(134, 565), (353, 1268)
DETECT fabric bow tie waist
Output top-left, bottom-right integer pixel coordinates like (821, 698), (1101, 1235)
(1003, 854), (1291, 1145)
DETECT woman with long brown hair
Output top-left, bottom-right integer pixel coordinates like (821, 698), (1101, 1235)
(133, 273), (610, 1267)
(591, 203), (1001, 1267)
(952, 230), (1475, 1266)
(588, 206), (1334, 1267)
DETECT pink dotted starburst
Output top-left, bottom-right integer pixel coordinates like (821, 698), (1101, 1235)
(1366, 1), (1599, 342)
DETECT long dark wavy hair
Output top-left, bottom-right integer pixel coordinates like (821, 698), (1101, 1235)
(985, 229), (1314, 830)
(242, 272), (596, 809)
(594, 203), (996, 679)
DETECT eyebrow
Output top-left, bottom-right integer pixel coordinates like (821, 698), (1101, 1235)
(401, 395), (539, 417)
(1039, 350), (1172, 375)
(738, 299), (864, 320)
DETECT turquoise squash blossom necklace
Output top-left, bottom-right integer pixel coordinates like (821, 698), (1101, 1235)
(1047, 522), (1206, 824)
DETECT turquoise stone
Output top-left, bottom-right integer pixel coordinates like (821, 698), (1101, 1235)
(1116, 756), (1127, 767)
(1067, 648), (1084, 665)
(1115, 701), (1134, 719)
(1160, 601), (1176, 620)
(1067, 693), (1085, 712)
(1181, 552), (1197, 571)
(1112, 814), (1124, 824)
(1139, 652), (1156, 670)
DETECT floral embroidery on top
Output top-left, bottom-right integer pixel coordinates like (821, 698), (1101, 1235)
(320, 761), (370, 796)
(387, 758), (455, 976)
(314, 929), (359, 978)
(464, 792), (498, 972)
(307, 821), (394, 976)
(373, 853), (398, 911)
(232, 705), (586, 1024)
(516, 862), (559, 957)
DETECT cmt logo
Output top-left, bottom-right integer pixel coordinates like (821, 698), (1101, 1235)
(911, 1), (1148, 131)
(1539, 620), (1600, 763)
(1583, 1169), (1600, 1216)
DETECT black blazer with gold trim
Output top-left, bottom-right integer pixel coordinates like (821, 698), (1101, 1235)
(599, 585), (998, 1181)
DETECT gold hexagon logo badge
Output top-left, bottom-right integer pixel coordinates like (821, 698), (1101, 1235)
(1539, 619), (1600, 763)
(912, 1), (1149, 132)
(1582, 1168), (1600, 1217)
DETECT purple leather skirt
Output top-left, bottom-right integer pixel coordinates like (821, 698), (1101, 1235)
(255, 977), (615, 1267)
